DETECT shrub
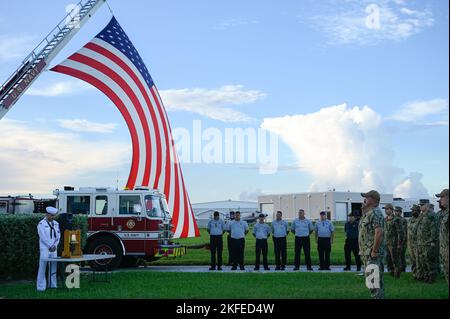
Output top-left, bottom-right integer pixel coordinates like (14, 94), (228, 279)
(0, 214), (88, 280)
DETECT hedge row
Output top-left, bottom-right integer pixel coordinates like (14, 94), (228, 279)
(0, 214), (88, 280)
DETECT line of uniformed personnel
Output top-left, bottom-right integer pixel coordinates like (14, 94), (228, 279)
(382, 191), (449, 284)
(207, 209), (335, 271)
(206, 188), (449, 297)
(358, 189), (449, 300)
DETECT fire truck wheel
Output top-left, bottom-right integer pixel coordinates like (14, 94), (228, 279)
(120, 256), (140, 268)
(86, 236), (123, 271)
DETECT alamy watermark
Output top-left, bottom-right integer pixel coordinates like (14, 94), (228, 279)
(365, 4), (381, 30)
(172, 120), (279, 174)
(365, 264), (381, 289)
(65, 264), (80, 289)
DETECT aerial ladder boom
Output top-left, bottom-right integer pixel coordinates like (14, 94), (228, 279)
(0, 0), (106, 120)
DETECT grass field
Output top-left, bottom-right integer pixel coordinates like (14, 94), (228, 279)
(0, 272), (447, 299)
(152, 223), (352, 266)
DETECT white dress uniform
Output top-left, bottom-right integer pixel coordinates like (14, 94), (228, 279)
(37, 207), (61, 291)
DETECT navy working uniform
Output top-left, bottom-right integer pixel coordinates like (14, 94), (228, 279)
(315, 213), (335, 270)
(252, 218), (271, 270)
(226, 211), (235, 265)
(271, 218), (289, 270)
(227, 218), (249, 270)
(291, 217), (314, 270)
(37, 207), (61, 291)
(344, 214), (362, 271)
(207, 216), (226, 270)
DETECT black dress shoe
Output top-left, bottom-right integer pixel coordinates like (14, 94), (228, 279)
(307, 267), (313, 271)
(264, 267), (270, 270)
(275, 267), (281, 271)
(293, 267), (299, 271)
(240, 267), (245, 271)
(343, 267), (351, 271)
(231, 267), (237, 271)
(356, 268), (361, 272)
(254, 267), (260, 271)
(209, 267), (216, 271)
(318, 267), (324, 271)
(325, 267), (331, 271)
(217, 267), (222, 271)
(281, 266), (286, 270)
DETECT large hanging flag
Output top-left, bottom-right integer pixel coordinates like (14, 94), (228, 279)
(51, 17), (199, 238)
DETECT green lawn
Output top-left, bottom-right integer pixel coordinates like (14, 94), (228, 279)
(0, 272), (447, 299)
(153, 223), (350, 266)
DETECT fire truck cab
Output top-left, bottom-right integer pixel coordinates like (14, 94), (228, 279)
(53, 186), (185, 270)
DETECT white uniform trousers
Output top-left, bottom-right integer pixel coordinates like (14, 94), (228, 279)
(37, 249), (57, 291)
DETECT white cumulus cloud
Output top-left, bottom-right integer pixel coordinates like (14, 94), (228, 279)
(394, 172), (429, 199)
(0, 34), (38, 63)
(160, 85), (266, 123)
(309, 0), (434, 46)
(261, 103), (417, 194)
(0, 119), (130, 195)
(26, 80), (94, 97)
(239, 188), (264, 202)
(58, 119), (117, 134)
(388, 98), (449, 123)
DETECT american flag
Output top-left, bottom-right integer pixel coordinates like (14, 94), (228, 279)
(51, 17), (199, 238)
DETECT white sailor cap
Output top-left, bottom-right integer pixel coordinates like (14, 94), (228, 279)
(46, 206), (58, 215)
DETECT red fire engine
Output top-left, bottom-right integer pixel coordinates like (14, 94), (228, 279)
(54, 186), (186, 270)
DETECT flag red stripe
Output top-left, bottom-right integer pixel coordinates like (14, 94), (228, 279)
(84, 42), (163, 188)
(69, 52), (152, 187)
(178, 163), (199, 236)
(153, 87), (192, 236)
(151, 86), (187, 233)
(149, 86), (173, 198)
(51, 65), (140, 188)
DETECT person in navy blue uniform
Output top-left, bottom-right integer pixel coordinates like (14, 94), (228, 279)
(271, 211), (290, 270)
(227, 211), (249, 270)
(343, 212), (362, 271)
(291, 209), (314, 271)
(252, 213), (271, 270)
(226, 211), (235, 266)
(315, 211), (335, 270)
(207, 211), (226, 271)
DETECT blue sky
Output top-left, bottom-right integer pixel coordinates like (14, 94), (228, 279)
(0, 0), (448, 202)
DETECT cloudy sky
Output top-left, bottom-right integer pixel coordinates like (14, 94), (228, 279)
(0, 0), (448, 202)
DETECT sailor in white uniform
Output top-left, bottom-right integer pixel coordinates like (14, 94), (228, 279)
(37, 206), (61, 291)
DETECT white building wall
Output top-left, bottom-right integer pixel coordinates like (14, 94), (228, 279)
(259, 191), (394, 221)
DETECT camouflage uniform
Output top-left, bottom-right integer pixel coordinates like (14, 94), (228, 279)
(407, 214), (420, 279)
(384, 214), (404, 277)
(435, 208), (447, 274)
(439, 208), (449, 283)
(359, 206), (385, 299)
(416, 210), (439, 283)
(399, 216), (408, 271)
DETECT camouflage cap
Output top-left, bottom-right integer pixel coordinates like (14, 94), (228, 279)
(361, 190), (381, 201)
(383, 203), (394, 210)
(418, 199), (430, 205)
(394, 206), (403, 212)
(435, 189), (449, 198)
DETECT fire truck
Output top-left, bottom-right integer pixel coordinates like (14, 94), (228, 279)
(54, 186), (186, 270)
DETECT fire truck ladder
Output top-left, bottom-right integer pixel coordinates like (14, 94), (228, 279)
(0, 0), (106, 120)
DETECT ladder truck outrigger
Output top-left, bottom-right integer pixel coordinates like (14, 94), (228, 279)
(0, 1), (187, 269)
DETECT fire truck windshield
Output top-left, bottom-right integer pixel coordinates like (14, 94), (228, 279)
(145, 195), (164, 218)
